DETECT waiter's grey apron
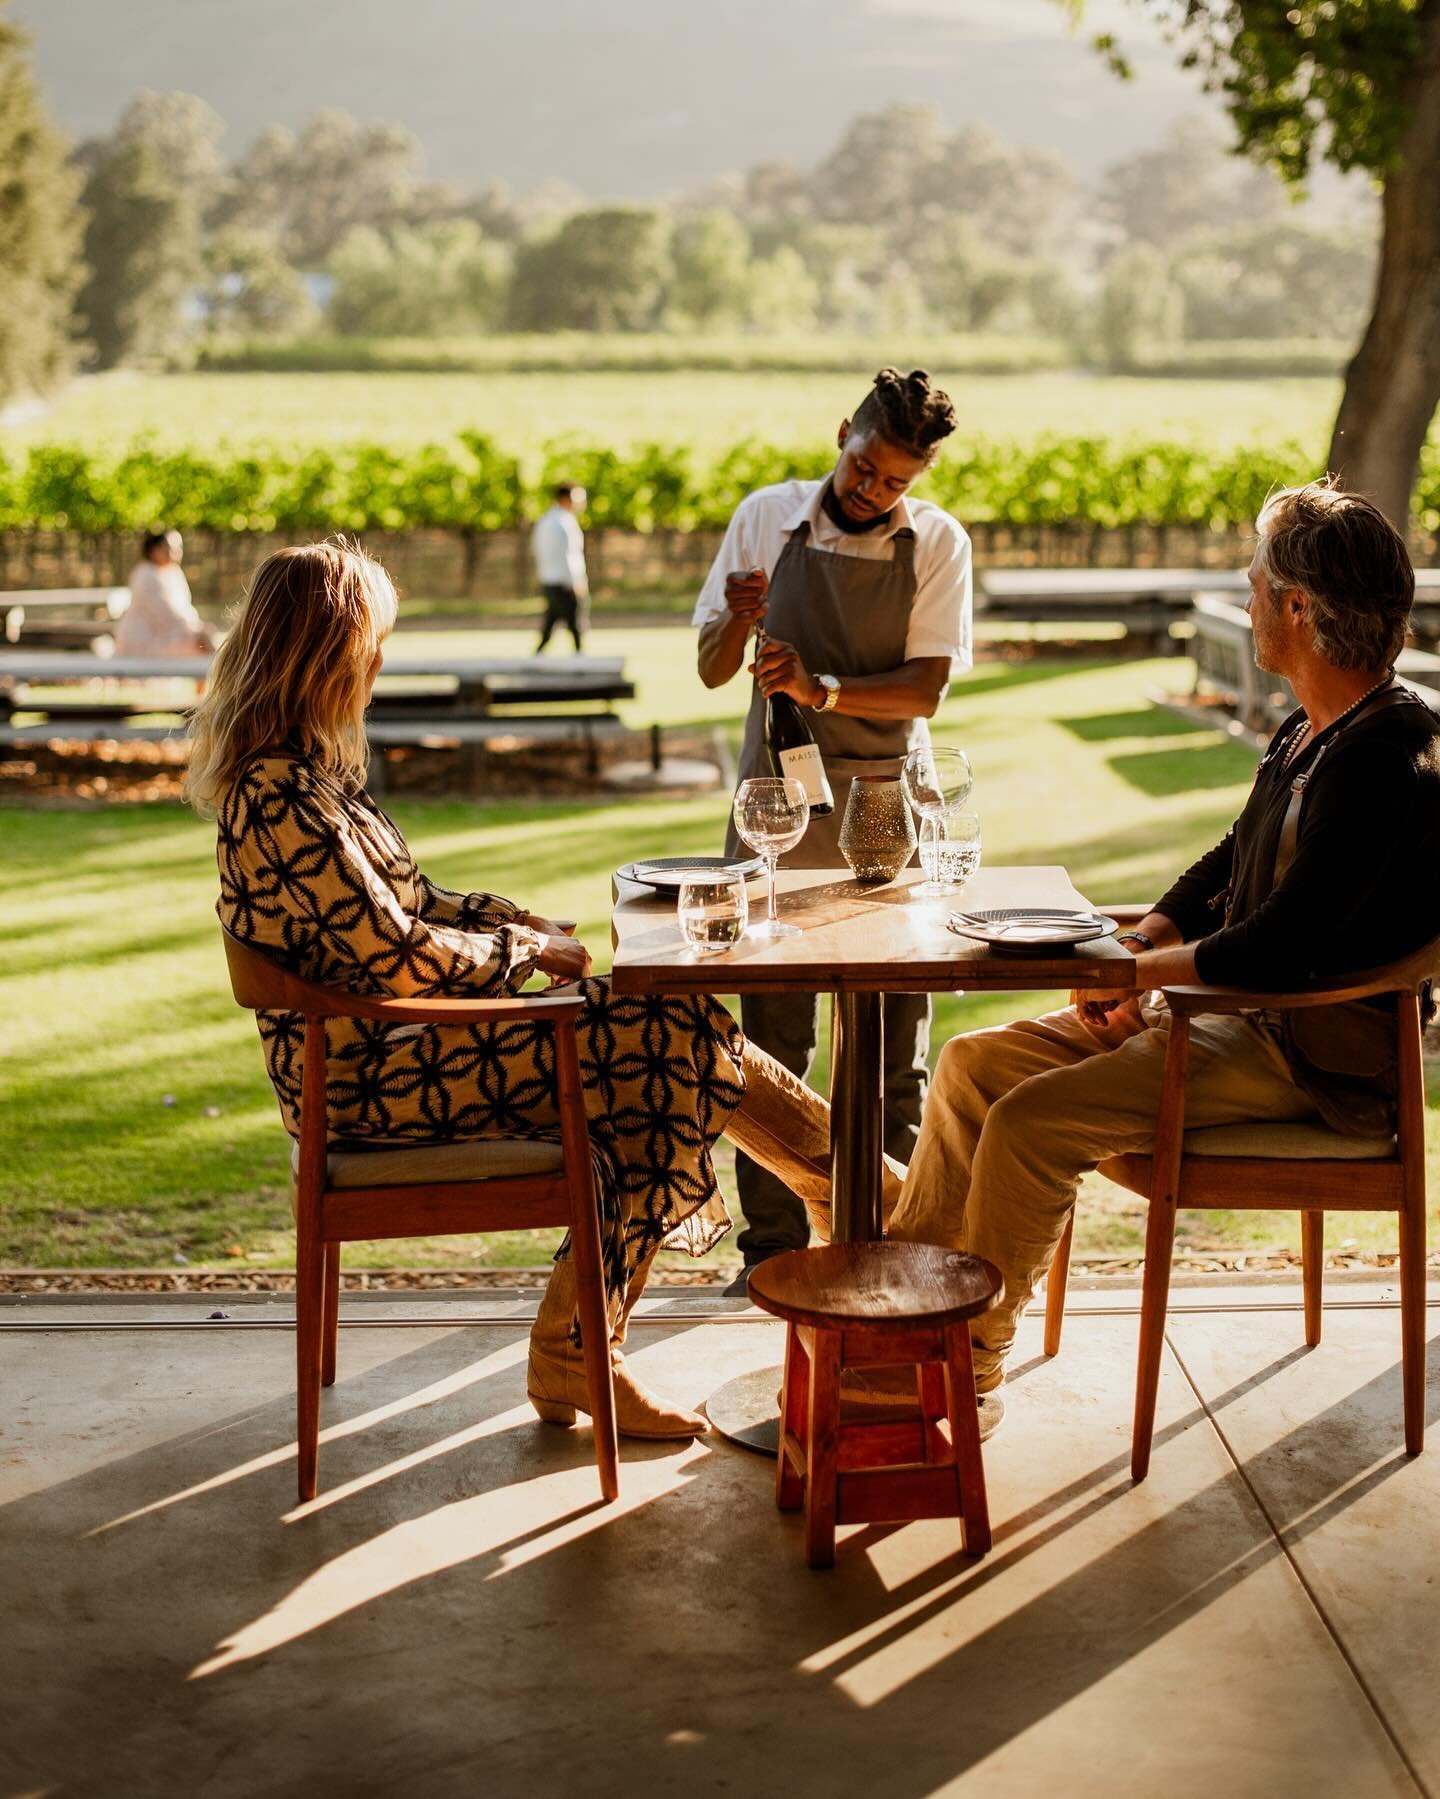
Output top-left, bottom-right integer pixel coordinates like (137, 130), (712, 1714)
(725, 518), (934, 1254)
(723, 520), (929, 862)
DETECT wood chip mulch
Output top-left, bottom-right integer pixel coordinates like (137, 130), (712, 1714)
(2, 1250), (1434, 1296)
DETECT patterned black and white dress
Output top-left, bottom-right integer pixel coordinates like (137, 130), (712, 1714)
(217, 752), (746, 1315)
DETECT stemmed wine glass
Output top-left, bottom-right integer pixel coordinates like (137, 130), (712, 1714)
(732, 776), (809, 939)
(901, 745), (974, 897)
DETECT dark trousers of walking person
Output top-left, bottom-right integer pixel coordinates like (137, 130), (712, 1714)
(537, 583), (584, 652)
(735, 990), (931, 1259)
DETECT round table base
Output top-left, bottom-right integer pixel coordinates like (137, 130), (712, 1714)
(703, 1365), (783, 1456)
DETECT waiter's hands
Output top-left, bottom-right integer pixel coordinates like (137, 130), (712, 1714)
(751, 635), (822, 707)
(723, 566), (768, 624)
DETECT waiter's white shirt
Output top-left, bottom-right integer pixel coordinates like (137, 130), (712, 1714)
(692, 479), (972, 669)
(531, 506), (588, 593)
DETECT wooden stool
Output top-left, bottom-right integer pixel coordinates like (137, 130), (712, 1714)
(746, 1242), (1003, 1569)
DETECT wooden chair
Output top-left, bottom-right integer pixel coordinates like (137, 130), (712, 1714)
(747, 1242), (1002, 1568)
(1045, 917), (1437, 1482)
(222, 928), (618, 1504)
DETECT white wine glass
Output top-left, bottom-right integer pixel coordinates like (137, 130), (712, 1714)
(902, 746), (974, 896)
(732, 776), (809, 939)
(678, 874), (749, 957)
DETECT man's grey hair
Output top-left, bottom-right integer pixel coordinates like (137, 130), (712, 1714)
(1255, 479), (1413, 672)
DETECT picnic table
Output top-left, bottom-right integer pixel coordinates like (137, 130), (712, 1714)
(1190, 594), (1440, 731)
(0, 588), (130, 648)
(976, 568), (1246, 654)
(976, 566), (1440, 656)
(0, 651), (637, 776)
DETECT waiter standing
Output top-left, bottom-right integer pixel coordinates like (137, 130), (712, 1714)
(531, 483), (590, 653)
(694, 367), (973, 1270)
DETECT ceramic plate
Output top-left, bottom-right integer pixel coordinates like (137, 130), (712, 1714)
(947, 906), (1120, 950)
(617, 855), (763, 892)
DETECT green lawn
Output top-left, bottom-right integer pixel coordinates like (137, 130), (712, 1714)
(3, 635), (1431, 1271)
(8, 367), (1344, 461)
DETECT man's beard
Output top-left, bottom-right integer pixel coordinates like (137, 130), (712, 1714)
(822, 480), (894, 536)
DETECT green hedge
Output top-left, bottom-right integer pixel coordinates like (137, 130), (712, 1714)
(3, 433), (1437, 534)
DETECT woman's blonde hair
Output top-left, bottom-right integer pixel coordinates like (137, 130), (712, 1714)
(187, 538), (397, 818)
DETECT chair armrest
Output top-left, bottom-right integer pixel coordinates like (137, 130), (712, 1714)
(307, 991), (586, 1026)
(1106, 904), (1153, 926)
(1161, 959), (1429, 1016)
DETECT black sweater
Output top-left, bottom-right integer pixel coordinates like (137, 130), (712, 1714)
(1154, 684), (1440, 990)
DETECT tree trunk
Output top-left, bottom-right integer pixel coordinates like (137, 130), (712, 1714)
(1326, 0), (1440, 532)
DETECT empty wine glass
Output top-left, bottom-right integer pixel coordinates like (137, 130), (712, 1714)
(902, 746), (974, 897)
(732, 776), (809, 939)
(678, 873), (749, 956)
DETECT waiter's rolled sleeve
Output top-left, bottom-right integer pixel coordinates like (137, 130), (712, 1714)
(904, 523), (973, 671)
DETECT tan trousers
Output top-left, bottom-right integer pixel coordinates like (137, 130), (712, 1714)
(887, 1004), (1320, 1390)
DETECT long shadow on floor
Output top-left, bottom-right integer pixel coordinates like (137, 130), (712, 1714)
(2, 1321), (1434, 1796)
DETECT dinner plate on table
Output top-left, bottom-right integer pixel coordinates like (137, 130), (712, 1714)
(616, 855), (764, 893)
(947, 907), (1120, 952)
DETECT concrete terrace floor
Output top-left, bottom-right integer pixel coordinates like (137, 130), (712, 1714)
(4, 1282), (1439, 1799)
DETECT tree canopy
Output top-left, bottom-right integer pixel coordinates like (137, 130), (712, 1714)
(0, 14), (85, 404)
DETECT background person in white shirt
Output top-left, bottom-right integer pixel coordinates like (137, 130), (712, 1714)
(116, 528), (215, 657)
(531, 484), (590, 653)
(694, 368), (973, 1270)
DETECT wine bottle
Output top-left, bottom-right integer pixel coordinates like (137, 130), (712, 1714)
(759, 628), (833, 816)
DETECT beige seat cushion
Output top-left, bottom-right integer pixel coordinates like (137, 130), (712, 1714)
(291, 1137), (566, 1189)
(1180, 1122), (1395, 1161)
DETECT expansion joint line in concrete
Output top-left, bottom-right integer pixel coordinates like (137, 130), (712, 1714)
(1163, 1328), (1432, 1799)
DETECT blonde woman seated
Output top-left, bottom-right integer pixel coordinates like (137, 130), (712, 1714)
(188, 541), (846, 1440)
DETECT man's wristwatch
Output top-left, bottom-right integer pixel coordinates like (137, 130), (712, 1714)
(1116, 930), (1154, 952)
(813, 674), (841, 713)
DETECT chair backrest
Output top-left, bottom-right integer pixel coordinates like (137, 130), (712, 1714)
(222, 926), (336, 1015)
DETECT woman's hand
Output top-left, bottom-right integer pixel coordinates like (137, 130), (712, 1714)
(524, 911), (577, 937)
(535, 932), (592, 984)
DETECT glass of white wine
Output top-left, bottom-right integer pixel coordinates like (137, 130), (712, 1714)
(732, 776), (809, 939)
(902, 746), (974, 896)
(678, 874), (749, 957)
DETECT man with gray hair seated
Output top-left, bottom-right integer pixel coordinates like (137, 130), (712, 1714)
(888, 479), (1440, 1435)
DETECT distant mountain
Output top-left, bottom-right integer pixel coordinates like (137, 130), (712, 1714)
(25, 0), (1227, 198)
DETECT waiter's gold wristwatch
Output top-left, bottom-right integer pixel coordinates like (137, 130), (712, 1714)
(813, 674), (841, 713)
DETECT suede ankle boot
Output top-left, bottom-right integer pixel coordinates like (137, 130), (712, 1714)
(528, 1250), (707, 1440)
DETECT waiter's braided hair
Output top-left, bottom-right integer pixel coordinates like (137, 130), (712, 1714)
(850, 368), (957, 462)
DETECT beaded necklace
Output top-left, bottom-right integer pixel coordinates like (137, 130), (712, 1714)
(1279, 670), (1395, 774)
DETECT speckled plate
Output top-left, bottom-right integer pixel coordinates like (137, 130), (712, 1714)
(948, 907), (1119, 951)
(617, 855), (763, 892)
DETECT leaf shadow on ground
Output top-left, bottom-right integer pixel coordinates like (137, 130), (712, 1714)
(1058, 708), (1215, 744)
(1107, 740), (1258, 799)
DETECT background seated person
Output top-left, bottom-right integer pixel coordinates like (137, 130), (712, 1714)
(887, 480), (1440, 1431)
(116, 528), (217, 656)
(188, 540), (870, 1443)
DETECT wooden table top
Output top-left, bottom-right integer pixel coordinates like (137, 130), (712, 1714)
(610, 864), (1137, 996)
